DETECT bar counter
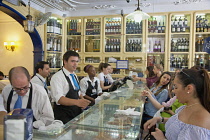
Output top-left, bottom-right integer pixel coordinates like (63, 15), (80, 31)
(3, 83), (145, 140)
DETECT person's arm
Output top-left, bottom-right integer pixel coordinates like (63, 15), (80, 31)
(100, 81), (112, 91)
(144, 116), (169, 130)
(142, 90), (163, 110)
(96, 79), (103, 96)
(50, 74), (90, 108)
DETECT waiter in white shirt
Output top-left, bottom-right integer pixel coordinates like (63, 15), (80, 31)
(31, 61), (50, 95)
(50, 51), (90, 124)
(2, 66), (54, 128)
(0, 94), (6, 124)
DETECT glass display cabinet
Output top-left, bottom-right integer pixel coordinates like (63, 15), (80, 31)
(168, 12), (193, 71)
(146, 15), (168, 71)
(104, 17), (122, 53)
(33, 85), (145, 140)
(84, 17), (102, 53)
(46, 16), (63, 69)
(193, 12), (210, 71)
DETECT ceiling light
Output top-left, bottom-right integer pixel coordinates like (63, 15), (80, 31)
(126, 0), (150, 22)
(23, 0), (35, 33)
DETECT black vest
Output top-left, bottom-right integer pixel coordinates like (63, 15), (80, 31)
(53, 69), (82, 124)
(102, 76), (111, 92)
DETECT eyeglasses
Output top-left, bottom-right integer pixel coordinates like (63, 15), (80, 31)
(12, 86), (30, 93)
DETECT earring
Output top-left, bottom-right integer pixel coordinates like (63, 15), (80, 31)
(187, 92), (189, 94)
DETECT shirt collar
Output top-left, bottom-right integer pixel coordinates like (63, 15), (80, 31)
(36, 73), (46, 82)
(86, 76), (97, 82)
(63, 67), (75, 76)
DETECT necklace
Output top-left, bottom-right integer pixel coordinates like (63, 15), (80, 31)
(185, 103), (199, 109)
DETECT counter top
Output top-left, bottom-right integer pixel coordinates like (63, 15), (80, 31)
(33, 85), (145, 139)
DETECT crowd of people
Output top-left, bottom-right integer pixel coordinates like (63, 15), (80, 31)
(0, 50), (210, 139)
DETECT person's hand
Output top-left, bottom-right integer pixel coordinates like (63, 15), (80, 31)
(132, 76), (139, 82)
(164, 109), (175, 115)
(141, 90), (152, 97)
(151, 128), (166, 140)
(76, 98), (91, 109)
(98, 93), (103, 96)
(144, 117), (160, 130)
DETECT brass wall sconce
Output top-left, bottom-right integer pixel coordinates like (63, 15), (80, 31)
(4, 42), (16, 52)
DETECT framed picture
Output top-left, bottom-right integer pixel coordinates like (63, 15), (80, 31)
(116, 60), (129, 69)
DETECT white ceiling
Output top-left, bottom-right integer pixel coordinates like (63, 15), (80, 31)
(3, 0), (210, 17)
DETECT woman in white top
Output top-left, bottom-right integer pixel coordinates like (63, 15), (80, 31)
(80, 65), (102, 105)
(97, 63), (112, 92)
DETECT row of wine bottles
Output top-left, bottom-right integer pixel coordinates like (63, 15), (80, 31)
(126, 39), (142, 52)
(85, 40), (100, 52)
(105, 39), (121, 52)
(105, 19), (121, 35)
(148, 39), (165, 53)
(171, 16), (189, 33)
(126, 20), (142, 34)
(196, 15), (210, 32)
(195, 54), (210, 70)
(66, 20), (82, 35)
(170, 55), (188, 70)
(47, 37), (62, 51)
(66, 39), (81, 52)
(171, 38), (189, 52)
(47, 19), (62, 35)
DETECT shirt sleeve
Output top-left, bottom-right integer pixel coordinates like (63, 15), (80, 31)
(50, 74), (66, 104)
(0, 94), (6, 112)
(152, 89), (168, 104)
(98, 73), (104, 82)
(33, 85), (54, 126)
(79, 78), (87, 96)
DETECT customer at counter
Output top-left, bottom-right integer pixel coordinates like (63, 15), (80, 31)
(133, 66), (156, 88)
(142, 72), (171, 124)
(0, 71), (6, 80)
(31, 61), (50, 95)
(144, 69), (210, 140)
(79, 65), (103, 106)
(98, 63), (112, 92)
(153, 64), (163, 79)
(50, 51), (90, 124)
(2, 66), (54, 128)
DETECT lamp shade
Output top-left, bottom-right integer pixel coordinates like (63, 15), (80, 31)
(126, 10), (150, 22)
(23, 15), (35, 33)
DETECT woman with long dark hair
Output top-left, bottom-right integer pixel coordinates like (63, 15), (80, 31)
(142, 71), (172, 124)
(144, 69), (210, 139)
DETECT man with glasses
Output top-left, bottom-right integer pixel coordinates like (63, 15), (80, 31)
(50, 50), (90, 124)
(2, 66), (54, 128)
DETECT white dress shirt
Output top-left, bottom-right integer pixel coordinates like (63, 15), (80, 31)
(107, 74), (114, 84)
(31, 73), (51, 97)
(31, 73), (46, 87)
(2, 83), (54, 126)
(0, 94), (6, 112)
(50, 67), (81, 104)
(97, 72), (106, 82)
(79, 76), (102, 96)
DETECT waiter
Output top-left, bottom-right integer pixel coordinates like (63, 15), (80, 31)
(50, 51), (90, 124)
(2, 66), (54, 128)
(31, 61), (50, 95)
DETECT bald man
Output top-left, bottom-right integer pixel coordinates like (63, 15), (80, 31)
(2, 66), (54, 128)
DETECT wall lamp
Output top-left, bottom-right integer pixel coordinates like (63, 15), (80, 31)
(4, 42), (16, 52)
